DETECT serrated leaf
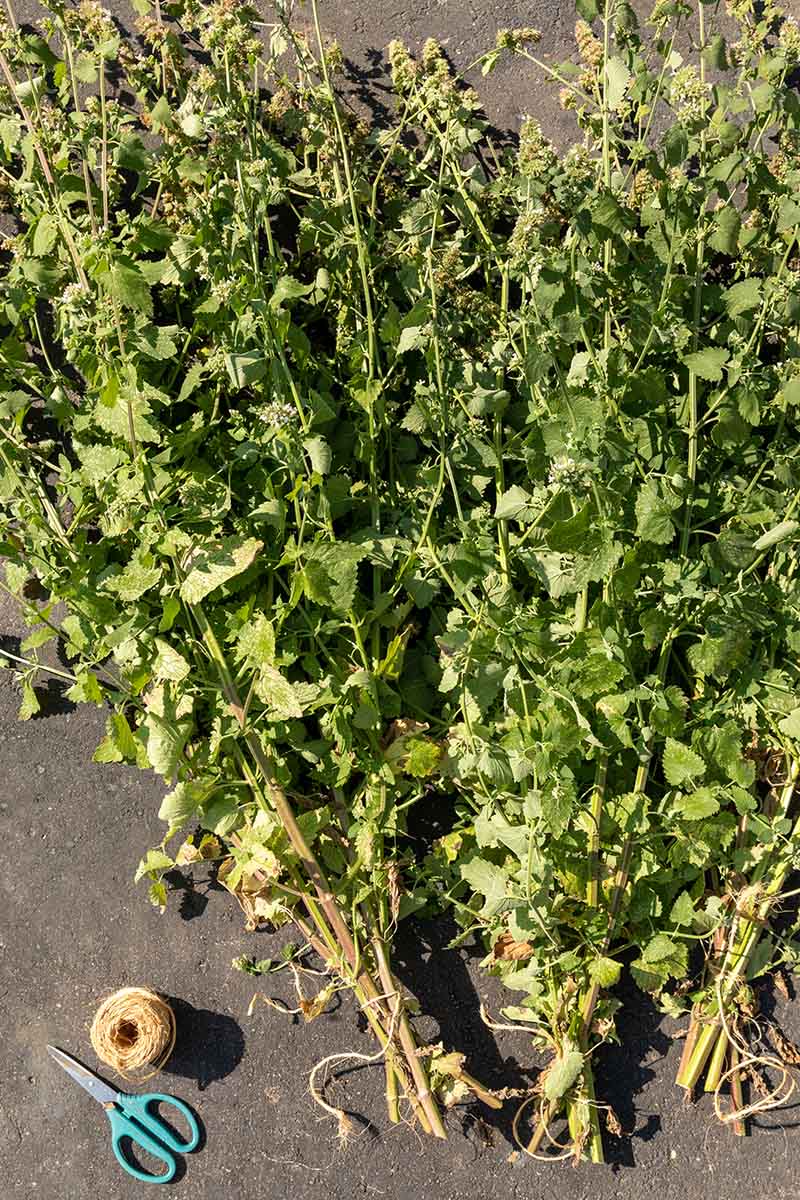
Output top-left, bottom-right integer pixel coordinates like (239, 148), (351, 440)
(153, 637), (191, 682)
(236, 613), (275, 671)
(180, 537), (262, 604)
(674, 786), (720, 820)
(681, 346), (729, 381)
(256, 665), (304, 719)
(397, 325), (426, 355)
(495, 485), (535, 522)
(138, 325), (179, 360)
(709, 206), (740, 255)
(18, 680), (40, 721)
(460, 856), (508, 914)
(723, 278), (761, 317)
(100, 260), (153, 315)
(778, 707), (800, 739)
(303, 435), (331, 475)
(663, 737), (706, 787)
(142, 684), (193, 782)
(93, 712), (140, 764)
(301, 542), (365, 613)
(544, 1047), (584, 1101)
(135, 848), (174, 882)
(670, 891), (695, 926)
(605, 56), (631, 110)
(635, 481), (678, 545)
(588, 956), (622, 987)
(158, 779), (209, 824)
(104, 555), (162, 603)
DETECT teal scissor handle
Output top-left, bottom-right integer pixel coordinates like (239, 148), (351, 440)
(106, 1093), (200, 1184)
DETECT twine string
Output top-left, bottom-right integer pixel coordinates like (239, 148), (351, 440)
(89, 986), (176, 1082)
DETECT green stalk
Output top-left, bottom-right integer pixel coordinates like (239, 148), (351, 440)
(195, 606), (447, 1137)
(679, 2), (707, 561)
(309, 0), (379, 380)
(586, 758), (608, 908)
(677, 763), (800, 1090)
(373, 939), (447, 1139)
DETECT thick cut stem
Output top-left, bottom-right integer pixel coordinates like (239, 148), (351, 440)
(373, 939), (447, 1139)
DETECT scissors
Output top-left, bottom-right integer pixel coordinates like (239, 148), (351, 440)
(47, 1045), (200, 1184)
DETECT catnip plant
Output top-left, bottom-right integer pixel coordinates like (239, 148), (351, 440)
(3, 0), (800, 1163)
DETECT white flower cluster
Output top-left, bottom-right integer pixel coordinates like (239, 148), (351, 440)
(670, 66), (709, 124)
(258, 401), (296, 430)
(547, 455), (596, 494)
(211, 278), (236, 304)
(62, 283), (89, 309)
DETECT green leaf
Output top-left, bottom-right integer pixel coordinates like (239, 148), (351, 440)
(225, 351), (267, 388)
(142, 684), (193, 782)
(702, 33), (728, 70)
(18, 680), (40, 721)
(180, 537), (262, 604)
(675, 786), (720, 820)
(100, 260), (153, 315)
(104, 555), (162, 603)
(138, 325), (179, 360)
(302, 542), (365, 613)
(180, 111), (205, 138)
(663, 737), (706, 787)
(270, 275), (313, 309)
(670, 891), (696, 926)
(681, 346), (729, 382)
(303, 435), (331, 475)
(153, 637), (191, 682)
(397, 325), (427, 355)
(158, 780), (209, 824)
(93, 713), (140, 764)
(256, 665), (304, 719)
(135, 848), (174, 883)
(404, 737), (442, 778)
(66, 671), (104, 705)
(544, 1047), (584, 1101)
(73, 54), (98, 83)
(709, 206), (740, 255)
(495, 485), (535, 521)
(460, 856), (508, 914)
(778, 707), (800, 739)
(32, 212), (58, 257)
(723, 278), (761, 318)
(777, 198), (800, 233)
(635, 481), (678, 544)
(605, 56), (631, 110)
(588, 956), (622, 987)
(236, 613), (276, 670)
(150, 94), (173, 132)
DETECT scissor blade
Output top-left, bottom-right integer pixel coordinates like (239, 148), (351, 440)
(47, 1045), (118, 1106)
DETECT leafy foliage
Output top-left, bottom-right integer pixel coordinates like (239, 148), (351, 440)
(3, 0), (800, 1162)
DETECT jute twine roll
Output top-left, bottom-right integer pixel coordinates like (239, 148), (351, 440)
(89, 987), (176, 1081)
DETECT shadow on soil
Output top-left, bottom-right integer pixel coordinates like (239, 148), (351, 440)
(0, 633), (78, 718)
(161, 996), (245, 1092)
(394, 917), (672, 1166)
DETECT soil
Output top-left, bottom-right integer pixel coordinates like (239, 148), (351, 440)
(3, 2), (800, 1197)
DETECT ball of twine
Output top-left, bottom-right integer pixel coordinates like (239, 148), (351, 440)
(89, 987), (176, 1081)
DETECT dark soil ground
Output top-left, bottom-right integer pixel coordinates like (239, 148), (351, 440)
(3, 2), (800, 1197)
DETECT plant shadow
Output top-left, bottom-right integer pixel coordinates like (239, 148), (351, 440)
(392, 916), (538, 1150)
(0, 633), (78, 718)
(160, 996), (245, 1092)
(392, 916), (672, 1165)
